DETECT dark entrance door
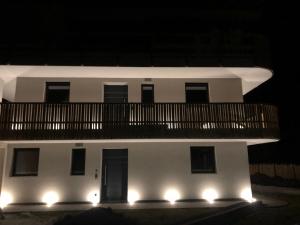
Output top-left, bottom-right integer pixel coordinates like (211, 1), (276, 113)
(103, 85), (129, 128)
(101, 149), (128, 203)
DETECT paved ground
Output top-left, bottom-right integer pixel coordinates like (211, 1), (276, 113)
(254, 193), (288, 207)
(231, 192), (300, 225)
(2, 200), (242, 213)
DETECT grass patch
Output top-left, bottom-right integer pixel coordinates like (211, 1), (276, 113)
(1, 207), (219, 225)
(116, 207), (220, 225)
(1, 211), (81, 225)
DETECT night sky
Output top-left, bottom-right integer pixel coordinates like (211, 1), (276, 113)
(1, 3), (299, 164)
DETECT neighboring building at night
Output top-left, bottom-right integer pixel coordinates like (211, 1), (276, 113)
(0, 65), (279, 208)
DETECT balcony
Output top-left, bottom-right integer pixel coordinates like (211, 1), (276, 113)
(0, 103), (279, 140)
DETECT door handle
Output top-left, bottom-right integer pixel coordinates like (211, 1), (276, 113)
(104, 164), (107, 185)
(95, 169), (98, 179)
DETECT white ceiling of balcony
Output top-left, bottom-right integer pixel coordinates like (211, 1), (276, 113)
(0, 66), (272, 94)
(2, 138), (278, 146)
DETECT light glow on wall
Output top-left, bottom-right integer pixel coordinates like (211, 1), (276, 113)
(240, 187), (256, 203)
(128, 190), (140, 205)
(42, 191), (59, 207)
(202, 188), (218, 204)
(87, 191), (100, 206)
(0, 192), (13, 209)
(164, 189), (180, 205)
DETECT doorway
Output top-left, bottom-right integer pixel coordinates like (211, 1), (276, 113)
(103, 85), (129, 128)
(101, 149), (128, 203)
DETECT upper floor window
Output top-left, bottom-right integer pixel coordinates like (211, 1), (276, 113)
(190, 146), (216, 173)
(12, 148), (40, 176)
(185, 83), (209, 103)
(45, 82), (70, 103)
(71, 148), (86, 175)
(104, 85), (128, 103)
(141, 84), (154, 103)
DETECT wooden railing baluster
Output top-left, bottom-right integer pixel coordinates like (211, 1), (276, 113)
(0, 102), (279, 140)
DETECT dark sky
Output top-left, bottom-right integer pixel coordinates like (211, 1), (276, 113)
(243, 2), (300, 164)
(1, 3), (299, 163)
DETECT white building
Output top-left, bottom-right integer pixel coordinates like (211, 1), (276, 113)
(0, 66), (279, 208)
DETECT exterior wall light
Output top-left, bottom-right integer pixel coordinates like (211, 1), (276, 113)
(0, 192), (13, 209)
(240, 187), (256, 203)
(164, 189), (180, 205)
(87, 191), (99, 206)
(128, 190), (140, 205)
(202, 188), (218, 204)
(42, 191), (59, 207)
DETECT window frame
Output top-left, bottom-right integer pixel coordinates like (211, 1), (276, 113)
(12, 148), (40, 177)
(45, 82), (70, 103)
(190, 146), (216, 174)
(185, 83), (209, 103)
(70, 148), (86, 176)
(141, 84), (154, 104)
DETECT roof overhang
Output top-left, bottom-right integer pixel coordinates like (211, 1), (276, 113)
(1, 138), (278, 146)
(0, 65), (272, 95)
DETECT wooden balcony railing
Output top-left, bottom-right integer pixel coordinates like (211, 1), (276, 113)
(0, 103), (279, 140)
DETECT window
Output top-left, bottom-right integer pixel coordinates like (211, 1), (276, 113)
(45, 82), (70, 103)
(12, 148), (39, 176)
(141, 84), (154, 103)
(71, 149), (86, 175)
(190, 147), (216, 173)
(185, 83), (209, 103)
(104, 85), (128, 103)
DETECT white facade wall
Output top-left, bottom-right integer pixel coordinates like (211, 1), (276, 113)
(2, 79), (17, 102)
(0, 78), (4, 102)
(14, 77), (243, 103)
(0, 75), (251, 206)
(0, 145), (5, 192)
(1, 142), (250, 203)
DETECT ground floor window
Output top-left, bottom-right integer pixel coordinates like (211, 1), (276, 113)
(71, 148), (86, 175)
(12, 148), (40, 176)
(190, 146), (216, 173)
